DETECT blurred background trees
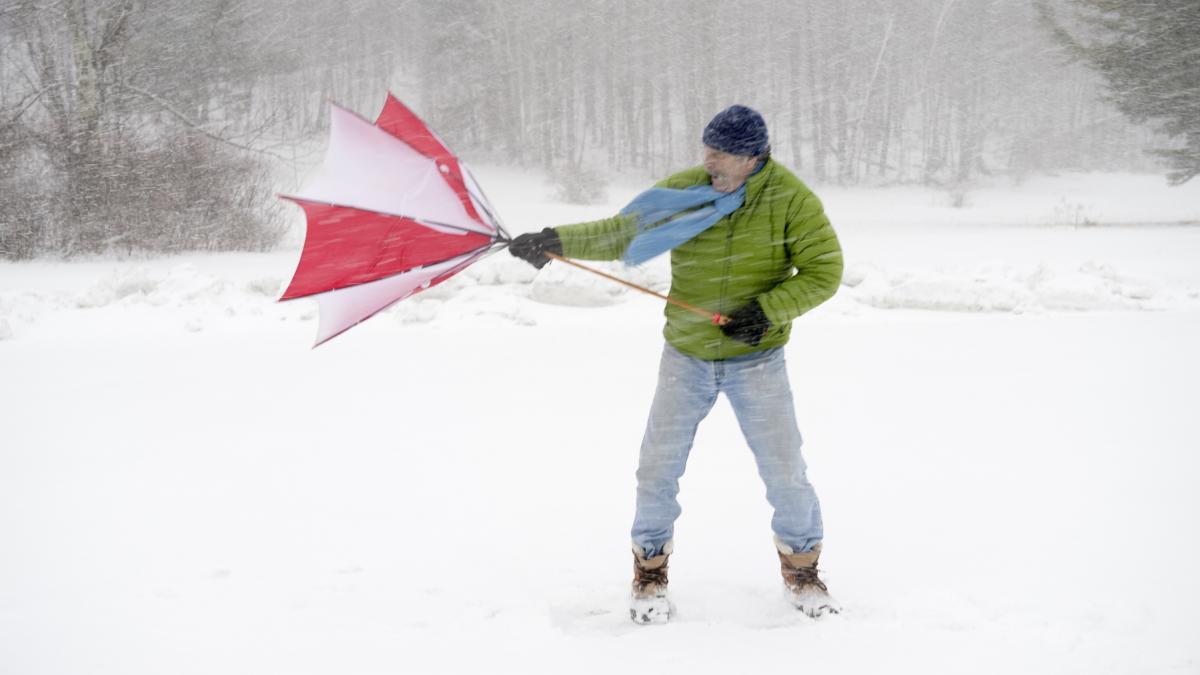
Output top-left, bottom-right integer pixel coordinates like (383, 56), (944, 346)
(1, 0), (1193, 259)
(0, 0), (291, 258)
(1039, 0), (1200, 184)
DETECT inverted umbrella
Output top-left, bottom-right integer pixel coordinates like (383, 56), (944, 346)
(278, 93), (509, 346)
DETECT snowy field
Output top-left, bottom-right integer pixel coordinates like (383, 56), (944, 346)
(3, 170), (1200, 674)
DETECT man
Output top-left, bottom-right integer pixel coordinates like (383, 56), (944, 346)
(509, 105), (843, 624)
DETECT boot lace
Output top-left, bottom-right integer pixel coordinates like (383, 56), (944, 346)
(783, 562), (828, 593)
(634, 564), (668, 592)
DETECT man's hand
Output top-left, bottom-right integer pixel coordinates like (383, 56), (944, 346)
(720, 300), (771, 346)
(508, 228), (563, 269)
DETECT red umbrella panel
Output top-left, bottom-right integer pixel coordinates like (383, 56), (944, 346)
(279, 93), (509, 346)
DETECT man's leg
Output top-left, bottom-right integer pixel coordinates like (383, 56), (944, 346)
(631, 344), (718, 557)
(722, 348), (824, 553)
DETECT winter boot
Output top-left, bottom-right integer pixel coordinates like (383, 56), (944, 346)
(630, 541), (672, 625)
(776, 539), (841, 618)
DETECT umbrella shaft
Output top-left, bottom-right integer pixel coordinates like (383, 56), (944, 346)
(543, 252), (729, 326)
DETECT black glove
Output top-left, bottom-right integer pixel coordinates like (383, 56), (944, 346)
(720, 300), (771, 346)
(508, 228), (563, 269)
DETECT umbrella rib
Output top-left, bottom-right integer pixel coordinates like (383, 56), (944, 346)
(280, 194), (500, 239)
(308, 244), (495, 347)
(280, 244), (497, 303)
(461, 164), (510, 240)
(364, 94), (500, 238)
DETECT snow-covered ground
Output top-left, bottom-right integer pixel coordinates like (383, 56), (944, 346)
(2, 170), (1199, 674)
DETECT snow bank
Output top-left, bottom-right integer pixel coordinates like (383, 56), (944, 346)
(6, 170), (1198, 341)
(841, 260), (1181, 313)
(2, 237), (1198, 341)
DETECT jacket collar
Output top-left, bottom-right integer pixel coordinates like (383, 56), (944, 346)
(743, 157), (775, 206)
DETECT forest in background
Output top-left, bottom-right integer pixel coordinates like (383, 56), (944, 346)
(0, 0), (1191, 258)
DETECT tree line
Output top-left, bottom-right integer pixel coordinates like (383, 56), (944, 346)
(1, 0), (1195, 259)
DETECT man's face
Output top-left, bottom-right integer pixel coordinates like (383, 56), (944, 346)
(703, 146), (758, 193)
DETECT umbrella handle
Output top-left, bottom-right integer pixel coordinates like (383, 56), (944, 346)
(542, 252), (729, 326)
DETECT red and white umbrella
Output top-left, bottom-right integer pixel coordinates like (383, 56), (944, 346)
(279, 93), (509, 346)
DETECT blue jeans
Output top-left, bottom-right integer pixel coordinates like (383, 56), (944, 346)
(632, 344), (824, 557)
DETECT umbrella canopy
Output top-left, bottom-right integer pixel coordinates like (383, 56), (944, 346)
(279, 93), (508, 346)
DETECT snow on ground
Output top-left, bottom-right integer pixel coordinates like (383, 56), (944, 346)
(2, 171), (1199, 674)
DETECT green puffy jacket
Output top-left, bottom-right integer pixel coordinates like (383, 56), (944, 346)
(554, 158), (843, 361)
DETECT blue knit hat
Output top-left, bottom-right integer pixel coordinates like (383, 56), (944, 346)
(702, 105), (770, 157)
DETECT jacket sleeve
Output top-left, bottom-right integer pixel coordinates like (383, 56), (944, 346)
(552, 166), (708, 261)
(554, 213), (638, 261)
(755, 190), (843, 325)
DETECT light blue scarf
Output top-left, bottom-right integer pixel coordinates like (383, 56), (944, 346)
(620, 163), (762, 266)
